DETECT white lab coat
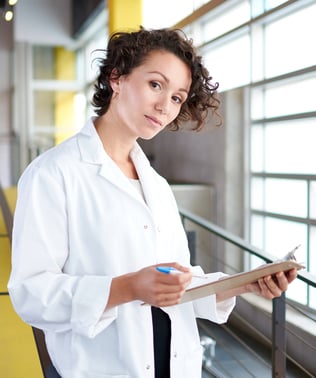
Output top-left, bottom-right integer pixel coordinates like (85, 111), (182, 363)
(8, 118), (235, 378)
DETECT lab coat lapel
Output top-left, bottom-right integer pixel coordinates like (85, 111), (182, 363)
(130, 144), (161, 219)
(77, 119), (142, 202)
(98, 159), (133, 195)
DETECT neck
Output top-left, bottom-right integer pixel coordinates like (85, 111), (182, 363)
(94, 115), (138, 179)
(94, 114), (135, 161)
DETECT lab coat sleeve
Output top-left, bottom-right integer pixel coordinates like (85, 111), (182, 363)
(8, 162), (116, 338)
(192, 269), (236, 323)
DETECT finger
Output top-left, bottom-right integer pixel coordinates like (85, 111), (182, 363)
(156, 290), (186, 307)
(263, 275), (283, 297)
(257, 277), (276, 299)
(286, 268), (297, 284)
(172, 263), (191, 273)
(247, 281), (261, 296)
(274, 272), (289, 291)
(156, 270), (192, 287)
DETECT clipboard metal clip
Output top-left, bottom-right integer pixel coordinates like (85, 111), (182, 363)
(281, 244), (300, 261)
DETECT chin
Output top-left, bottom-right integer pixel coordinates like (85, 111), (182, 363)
(138, 129), (162, 140)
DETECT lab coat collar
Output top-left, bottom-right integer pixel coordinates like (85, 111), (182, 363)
(77, 117), (107, 165)
(77, 118), (160, 215)
(77, 118), (150, 168)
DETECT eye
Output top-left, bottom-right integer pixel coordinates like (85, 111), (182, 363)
(172, 95), (184, 104)
(150, 81), (161, 90)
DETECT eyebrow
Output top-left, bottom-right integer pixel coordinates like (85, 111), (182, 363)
(148, 71), (189, 94)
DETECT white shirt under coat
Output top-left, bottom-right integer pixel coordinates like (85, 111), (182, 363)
(8, 118), (235, 378)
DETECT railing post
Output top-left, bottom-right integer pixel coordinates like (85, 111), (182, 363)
(186, 230), (196, 265)
(272, 292), (286, 377)
(0, 183), (13, 242)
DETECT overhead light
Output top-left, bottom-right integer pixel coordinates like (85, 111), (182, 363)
(1, 0), (18, 22)
(4, 9), (13, 21)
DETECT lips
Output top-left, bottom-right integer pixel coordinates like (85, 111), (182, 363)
(145, 115), (163, 127)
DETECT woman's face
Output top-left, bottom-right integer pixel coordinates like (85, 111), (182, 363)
(109, 50), (192, 140)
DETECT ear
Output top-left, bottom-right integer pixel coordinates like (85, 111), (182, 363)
(109, 68), (120, 93)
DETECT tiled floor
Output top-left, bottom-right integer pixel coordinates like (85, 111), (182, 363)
(199, 319), (311, 378)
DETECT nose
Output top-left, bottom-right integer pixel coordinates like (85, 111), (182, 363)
(155, 96), (169, 115)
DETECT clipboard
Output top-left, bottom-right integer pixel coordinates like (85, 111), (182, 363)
(180, 260), (304, 304)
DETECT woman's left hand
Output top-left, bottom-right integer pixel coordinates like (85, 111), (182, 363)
(247, 268), (297, 299)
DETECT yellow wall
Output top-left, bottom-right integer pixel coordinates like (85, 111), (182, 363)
(108, 0), (143, 33)
(54, 47), (76, 145)
(0, 187), (42, 377)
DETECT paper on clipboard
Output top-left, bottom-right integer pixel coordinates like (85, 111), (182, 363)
(180, 260), (305, 304)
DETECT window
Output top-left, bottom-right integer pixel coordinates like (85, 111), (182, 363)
(264, 4), (316, 78)
(29, 22), (107, 152)
(184, 0), (316, 309)
(248, 1), (316, 308)
(203, 33), (250, 91)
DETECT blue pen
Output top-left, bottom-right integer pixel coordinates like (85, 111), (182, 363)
(156, 266), (181, 274)
(156, 266), (207, 278)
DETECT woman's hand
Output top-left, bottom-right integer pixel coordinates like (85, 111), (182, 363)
(106, 263), (193, 309)
(246, 268), (297, 299)
(131, 263), (193, 307)
(217, 268), (298, 303)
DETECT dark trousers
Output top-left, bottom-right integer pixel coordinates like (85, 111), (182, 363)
(151, 306), (171, 378)
(45, 363), (61, 378)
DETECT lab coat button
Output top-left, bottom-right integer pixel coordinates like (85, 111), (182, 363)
(144, 224), (148, 229)
(173, 352), (177, 358)
(145, 364), (151, 369)
(157, 226), (161, 232)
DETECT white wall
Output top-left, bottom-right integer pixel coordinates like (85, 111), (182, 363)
(171, 184), (216, 272)
(14, 0), (73, 46)
(0, 17), (13, 187)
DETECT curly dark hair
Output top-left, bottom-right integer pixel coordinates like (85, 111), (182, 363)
(92, 27), (221, 131)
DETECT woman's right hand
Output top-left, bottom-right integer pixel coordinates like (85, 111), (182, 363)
(106, 263), (193, 309)
(131, 263), (193, 307)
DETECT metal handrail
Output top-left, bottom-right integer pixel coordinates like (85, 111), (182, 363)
(0, 183), (12, 298)
(179, 206), (316, 377)
(179, 207), (316, 288)
(0, 184), (13, 243)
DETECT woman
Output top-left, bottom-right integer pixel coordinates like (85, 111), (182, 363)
(8, 27), (296, 378)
